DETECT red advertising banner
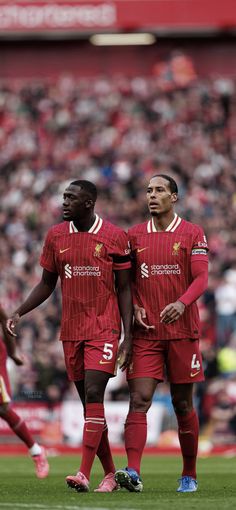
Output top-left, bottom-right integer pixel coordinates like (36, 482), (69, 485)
(0, 403), (60, 436)
(0, 1), (235, 33)
(0, 401), (164, 446)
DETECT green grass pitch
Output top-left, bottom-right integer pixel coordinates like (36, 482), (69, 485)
(0, 454), (236, 510)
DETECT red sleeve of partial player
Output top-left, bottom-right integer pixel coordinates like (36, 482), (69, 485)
(179, 258), (208, 306)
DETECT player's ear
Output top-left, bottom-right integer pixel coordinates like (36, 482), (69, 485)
(85, 199), (94, 208)
(171, 193), (178, 203)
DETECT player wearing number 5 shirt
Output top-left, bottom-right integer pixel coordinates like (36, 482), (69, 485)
(115, 174), (208, 494)
(6, 180), (133, 493)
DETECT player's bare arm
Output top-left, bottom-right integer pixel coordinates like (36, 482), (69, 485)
(115, 268), (133, 371)
(134, 304), (155, 330)
(2, 325), (24, 365)
(6, 269), (58, 336)
(0, 305), (24, 365)
(160, 300), (186, 324)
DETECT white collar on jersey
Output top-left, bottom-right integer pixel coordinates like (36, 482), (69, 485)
(147, 213), (182, 233)
(69, 214), (103, 234)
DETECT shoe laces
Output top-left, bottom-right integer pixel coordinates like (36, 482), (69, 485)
(98, 473), (115, 488)
(34, 454), (45, 466)
(76, 471), (88, 482)
(179, 476), (194, 489)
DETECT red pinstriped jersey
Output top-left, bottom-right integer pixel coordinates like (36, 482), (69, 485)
(129, 214), (208, 340)
(40, 215), (131, 341)
(0, 336), (7, 370)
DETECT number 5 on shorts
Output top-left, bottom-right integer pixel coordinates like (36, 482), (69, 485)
(102, 343), (113, 361)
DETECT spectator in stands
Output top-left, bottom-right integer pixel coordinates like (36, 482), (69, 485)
(214, 271), (236, 347)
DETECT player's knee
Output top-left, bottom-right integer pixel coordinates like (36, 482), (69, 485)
(130, 391), (152, 413)
(86, 386), (103, 404)
(172, 397), (191, 416)
(0, 403), (9, 417)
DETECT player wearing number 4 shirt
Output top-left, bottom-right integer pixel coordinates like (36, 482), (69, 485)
(115, 174), (208, 494)
(6, 180), (133, 493)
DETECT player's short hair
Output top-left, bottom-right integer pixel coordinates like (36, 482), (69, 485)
(70, 180), (97, 202)
(151, 174), (178, 194)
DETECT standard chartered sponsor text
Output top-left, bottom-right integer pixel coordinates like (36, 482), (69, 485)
(0, 4), (116, 29)
(151, 264), (181, 275)
(73, 265), (101, 276)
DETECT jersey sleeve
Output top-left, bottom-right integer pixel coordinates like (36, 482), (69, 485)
(179, 258), (208, 306)
(111, 230), (131, 271)
(179, 225), (209, 306)
(40, 229), (57, 273)
(191, 226), (209, 260)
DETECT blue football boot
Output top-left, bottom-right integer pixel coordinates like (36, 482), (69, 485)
(115, 467), (143, 492)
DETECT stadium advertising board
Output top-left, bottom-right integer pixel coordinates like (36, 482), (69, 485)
(0, 1), (235, 33)
(0, 401), (165, 445)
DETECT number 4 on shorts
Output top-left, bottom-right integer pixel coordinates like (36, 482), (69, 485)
(191, 354), (200, 370)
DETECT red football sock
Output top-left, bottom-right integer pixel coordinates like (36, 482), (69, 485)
(96, 421), (115, 475)
(3, 408), (34, 448)
(80, 403), (105, 480)
(125, 411), (147, 474)
(176, 409), (199, 479)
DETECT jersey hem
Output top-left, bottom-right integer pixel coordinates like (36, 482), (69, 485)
(59, 335), (120, 341)
(132, 335), (200, 341)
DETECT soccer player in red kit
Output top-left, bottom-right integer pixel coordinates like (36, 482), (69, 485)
(6, 180), (133, 493)
(0, 304), (49, 478)
(115, 174), (208, 493)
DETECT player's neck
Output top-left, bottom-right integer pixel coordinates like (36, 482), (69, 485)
(152, 211), (176, 232)
(73, 213), (97, 232)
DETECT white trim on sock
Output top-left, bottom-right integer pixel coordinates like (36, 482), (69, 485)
(29, 443), (42, 456)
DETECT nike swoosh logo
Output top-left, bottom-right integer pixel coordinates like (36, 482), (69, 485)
(99, 360), (112, 365)
(86, 429), (97, 432)
(137, 247), (148, 253)
(60, 248), (70, 254)
(190, 371), (201, 378)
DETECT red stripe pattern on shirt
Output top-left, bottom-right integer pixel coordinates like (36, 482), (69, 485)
(40, 218), (131, 341)
(129, 216), (208, 340)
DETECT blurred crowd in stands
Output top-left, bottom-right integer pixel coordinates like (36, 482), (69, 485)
(1, 54), (236, 445)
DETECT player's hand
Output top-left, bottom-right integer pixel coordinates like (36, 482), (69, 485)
(117, 336), (132, 371)
(134, 305), (155, 330)
(6, 314), (20, 337)
(160, 300), (185, 324)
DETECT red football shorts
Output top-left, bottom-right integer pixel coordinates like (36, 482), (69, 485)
(0, 338), (11, 404)
(62, 337), (119, 381)
(127, 338), (204, 383)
